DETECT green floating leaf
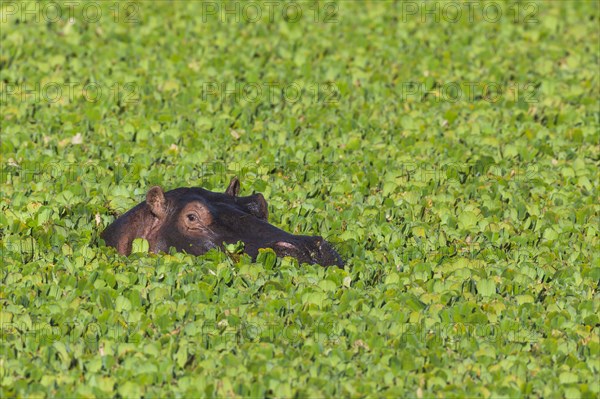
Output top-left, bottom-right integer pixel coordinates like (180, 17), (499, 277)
(318, 279), (337, 292)
(257, 248), (278, 270)
(115, 296), (132, 312)
(302, 291), (326, 308)
(176, 341), (188, 368)
(516, 295), (534, 305)
(224, 240), (245, 254)
(458, 211), (480, 230)
(131, 238), (150, 254)
(477, 279), (496, 297)
(559, 372), (579, 384)
(118, 381), (142, 399)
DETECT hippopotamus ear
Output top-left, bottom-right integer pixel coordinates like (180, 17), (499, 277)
(225, 177), (240, 197)
(243, 194), (269, 221)
(146, 186), (167, 219)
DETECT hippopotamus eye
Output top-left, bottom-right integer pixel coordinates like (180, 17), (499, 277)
(182, 203), (212, 229)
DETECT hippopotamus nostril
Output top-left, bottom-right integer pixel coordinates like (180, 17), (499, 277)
(273, 241), (297, 251)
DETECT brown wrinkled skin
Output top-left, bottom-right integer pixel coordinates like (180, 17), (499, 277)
(101, 178), (344, 268)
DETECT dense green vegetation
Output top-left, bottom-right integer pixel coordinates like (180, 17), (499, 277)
(1, 1), (598, 397)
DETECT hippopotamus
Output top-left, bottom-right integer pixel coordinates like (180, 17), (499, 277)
(101, 178), (344, 267)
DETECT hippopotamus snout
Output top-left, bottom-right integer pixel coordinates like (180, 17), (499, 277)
(271, 236), (344, 268)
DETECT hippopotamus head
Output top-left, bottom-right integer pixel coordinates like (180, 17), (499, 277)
(101, 178), (344, 267)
